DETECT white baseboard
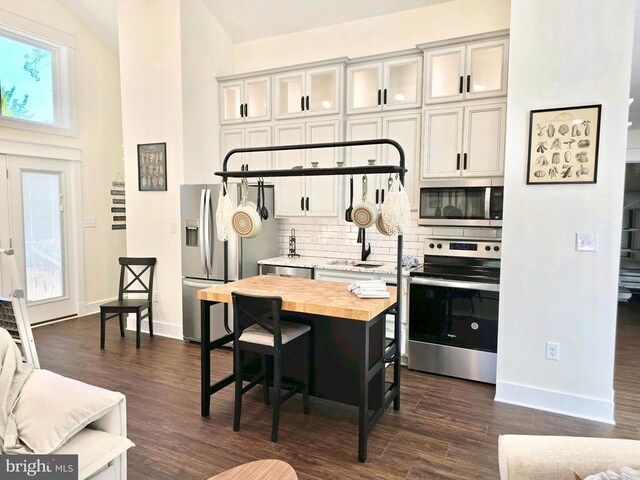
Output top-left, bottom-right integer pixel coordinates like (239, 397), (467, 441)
(126, 318), (182, 340)
(85, 297), (117, 316)
(495, 381), (615, 425)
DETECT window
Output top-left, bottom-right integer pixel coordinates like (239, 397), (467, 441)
(0, 35), (55, 125)
(0, 11), (76, 135)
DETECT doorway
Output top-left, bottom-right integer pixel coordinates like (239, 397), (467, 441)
(0, 154), (79, 323)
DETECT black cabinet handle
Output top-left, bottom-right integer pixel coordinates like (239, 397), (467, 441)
(459, 76), (463, 94)
(301, 96), (305, 111)
(306, 96), (309, 111)
(243, 103), (248, 117)
(456, 153), (461, 170)
(463, 153), (468, 170)
(305, 197), (310, 211)
(375, 189), (379, 204)
(383, 88), (388, 105)
(240, 104), (244, 118)
(377, 89), (381, 106)
(300, 197), (304, 211)
(381, 189), (385, 203)
(466, 75), (471, 93)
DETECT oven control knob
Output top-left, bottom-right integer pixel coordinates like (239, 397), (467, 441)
(436, 243), (442, 249)
(471, 322), (479, 330)
(494, 246), (500, 252)
(429, 243), (435, 249)
(485, 246), (491, 251)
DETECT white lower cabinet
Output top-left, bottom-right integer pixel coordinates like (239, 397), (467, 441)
(315, 268), (408, 360)
(273, 119), (341, 217)
(345, 112), (421, 211)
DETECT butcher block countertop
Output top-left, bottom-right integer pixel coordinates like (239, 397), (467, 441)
(196, 275), (396, 322)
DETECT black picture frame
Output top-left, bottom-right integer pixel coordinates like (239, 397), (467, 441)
(526, 104), (601, 185)
(137, 142), (167, 191)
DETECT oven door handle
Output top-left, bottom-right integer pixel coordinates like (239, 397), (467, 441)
(410, 277), (499, 292)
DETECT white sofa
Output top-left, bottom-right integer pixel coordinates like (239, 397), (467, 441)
(12, 369), (134, 480)
(498, 435), (640, 480)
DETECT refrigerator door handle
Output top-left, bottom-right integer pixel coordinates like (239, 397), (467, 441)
(204, 187), (213, 275)
(199, 188), (208, 276)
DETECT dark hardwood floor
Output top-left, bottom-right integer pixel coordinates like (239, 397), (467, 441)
(33, 301), (640, 479)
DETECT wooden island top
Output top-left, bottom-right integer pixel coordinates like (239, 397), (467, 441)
(196, 275), (396, 321)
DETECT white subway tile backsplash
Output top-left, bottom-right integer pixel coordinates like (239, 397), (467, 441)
(274, 217), (428, 262)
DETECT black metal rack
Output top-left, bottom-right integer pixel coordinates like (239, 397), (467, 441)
(201, 138), (405, 462)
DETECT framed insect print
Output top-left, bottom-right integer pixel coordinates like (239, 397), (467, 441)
(526, 104), (601, 185)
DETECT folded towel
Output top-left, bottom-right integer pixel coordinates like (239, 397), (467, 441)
(353, 289), (391, 299)
(347, 280), (390, 298)
(347, 280), (387, 292)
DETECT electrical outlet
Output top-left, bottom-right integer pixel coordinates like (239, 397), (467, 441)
(576, 233), (597, 252)
(546, 342), (560, 361)
(153, 293), (159, 303)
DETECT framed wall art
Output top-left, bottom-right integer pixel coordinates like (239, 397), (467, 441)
(526, 104), (601, 185)
(137, 142), (167, 191)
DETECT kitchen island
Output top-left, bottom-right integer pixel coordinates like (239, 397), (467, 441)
(197, 275), (399, 462)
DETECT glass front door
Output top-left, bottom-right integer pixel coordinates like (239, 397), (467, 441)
(1, 155), (78, 323)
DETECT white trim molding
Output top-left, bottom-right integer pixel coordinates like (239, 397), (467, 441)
(85, 297), (117, 315)
(495, 380), (615, 425)
(126, 318), (183, 341)
(0, 139), (82, 161)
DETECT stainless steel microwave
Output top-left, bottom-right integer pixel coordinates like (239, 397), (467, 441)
(418, 179), (503, 227)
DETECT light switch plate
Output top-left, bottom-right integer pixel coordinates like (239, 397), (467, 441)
(83, 217), (97, 228)
(576, 233), (597, 252)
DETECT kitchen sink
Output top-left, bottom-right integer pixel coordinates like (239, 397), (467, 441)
(327, 259), (351, 265)
(352, 262), (384, 268)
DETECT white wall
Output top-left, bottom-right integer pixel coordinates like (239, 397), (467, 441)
(118, 0), (234, 338)
(496, 0), (635, 423)
(233, 0), (510, 73)
(117, 0), (185, 338)
(0, 1), (125, 313)
(180, 0), (233, 184)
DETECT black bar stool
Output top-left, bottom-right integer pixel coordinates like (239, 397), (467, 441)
(99, 257), (156, 349)
(231, 292), (310, 442)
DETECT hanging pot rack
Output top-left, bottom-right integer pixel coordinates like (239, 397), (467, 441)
(206, 138), (406, 438)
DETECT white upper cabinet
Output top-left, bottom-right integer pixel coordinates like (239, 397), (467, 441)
(345, 113), (420, 209)
(220, 76), (271, 124)
(347, 55), (422, 115)
(422, 102), (506, 179)
(274, 65), (342, 120)
(424, 38), (508, 104)
(273, 119), (341, 217)
(220, 126), (272, 178)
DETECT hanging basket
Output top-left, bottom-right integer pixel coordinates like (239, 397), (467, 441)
(380, 177), (410, 235)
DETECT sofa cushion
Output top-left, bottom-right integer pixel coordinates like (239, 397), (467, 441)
(499, 435), (640, 480)
(582, 467), (640, 480)
(14, 370), (124, 453)
(54, 428), (134, 480)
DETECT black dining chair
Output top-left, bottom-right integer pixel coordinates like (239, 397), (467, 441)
(231, 292), (310, 442)
(100, 257), (156, 349)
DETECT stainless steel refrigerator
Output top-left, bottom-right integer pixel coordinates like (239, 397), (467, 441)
(180, 183), (278, 342)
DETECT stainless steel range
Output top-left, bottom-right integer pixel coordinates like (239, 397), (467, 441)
(408, 237), (501, 383)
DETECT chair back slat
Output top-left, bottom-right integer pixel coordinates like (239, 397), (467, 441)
(117, 257), (157, 302)
(232, 292), (283, 348)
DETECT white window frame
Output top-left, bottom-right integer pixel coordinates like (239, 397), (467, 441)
(0, 9), (77, 137)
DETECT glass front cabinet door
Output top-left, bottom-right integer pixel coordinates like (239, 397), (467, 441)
(347, 55), (422, 114)
(220, 76), (271, 124)
(275, 65), (342, 120)
(424, 38), (508, 104)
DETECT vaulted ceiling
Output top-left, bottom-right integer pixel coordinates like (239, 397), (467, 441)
(55, 0), (640, 132)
